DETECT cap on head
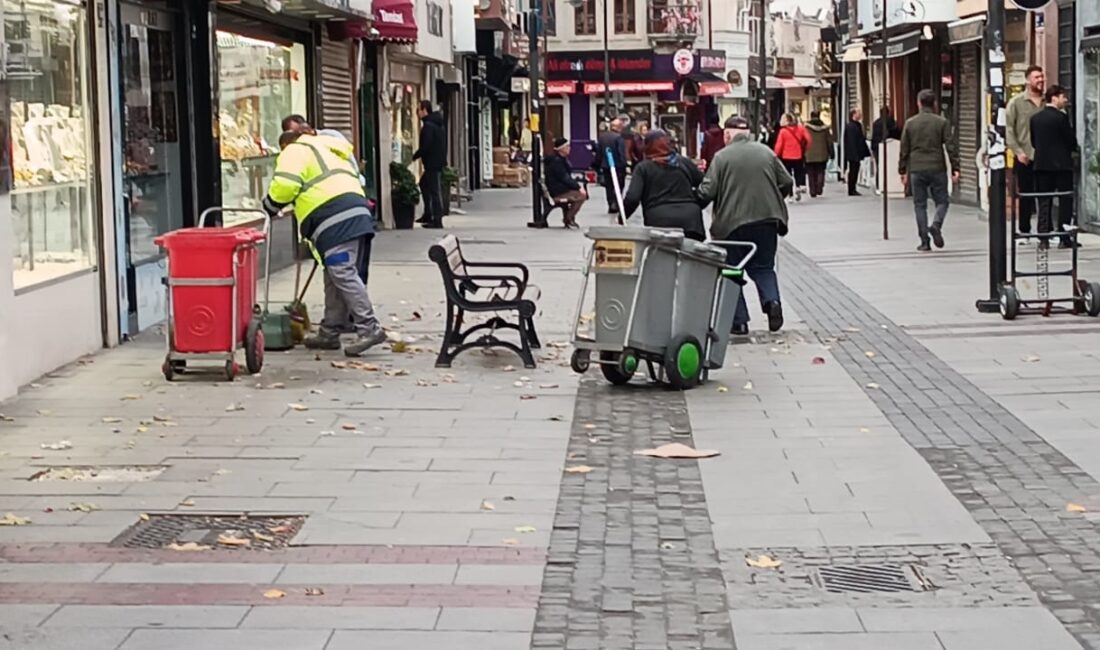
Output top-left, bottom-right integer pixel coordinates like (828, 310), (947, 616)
(553, 137), (569, 150)
(724, 116), (750, 130)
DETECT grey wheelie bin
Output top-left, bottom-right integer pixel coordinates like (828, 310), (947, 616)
(569, 225), (756, 389)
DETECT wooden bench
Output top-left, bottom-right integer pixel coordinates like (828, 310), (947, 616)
(428, 235), (542, 369)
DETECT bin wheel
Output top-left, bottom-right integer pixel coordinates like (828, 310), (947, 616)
(999, 286), (1020, 321)
(570, 349), (591, 374)
(600, 350), (637, 386)
(245, 317), (265, 374)
(665, 335), (704, 390)
(225, 361), (239, 382)
(162, 356), (176, 382)
(1085, 282), (1100, 317)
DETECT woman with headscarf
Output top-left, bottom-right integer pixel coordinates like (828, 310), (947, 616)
(622, 129), (706, 241)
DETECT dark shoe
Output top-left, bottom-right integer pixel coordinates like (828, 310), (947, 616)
(1058, 239), (1080, 249)
(344, 327), (388, 357)
(304, 332), (341, 350)
(764, 301), (784, 333)
(848, 191), (862, 196)
(422, 221), (444, 230)
(929, 224), (945, 249)
(416, 216), (430, 224)
(730, 323), (749, 336)
(608, 208), (619, 215)
(527, 220), (549, 229)
(917, 243), (932, 252)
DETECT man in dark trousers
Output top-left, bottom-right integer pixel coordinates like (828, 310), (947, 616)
(843, 108), (871, 196)
(871, 107), (900, 183)
(804, 110), (834, 197)
(543, 138), (587, 228)
(1030, 85), (1079, 249)
(595, 117), (627, 215)
(899, 89), (960, 251)
(1007, 66), (1045, 236)
(413, 100), (446, 229)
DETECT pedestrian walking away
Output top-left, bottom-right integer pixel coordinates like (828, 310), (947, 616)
(700, 121), (725, 169)
(698, 116), (792, 336)
(622, 128), (706, 242)
(843, 109), (871, 196)
(413, 100), (447, 229)
(544, 137), (588, 229)
(1030, 84), (1080, 249)
(264, 127), (386, 357)
(1007, 66), (1046, 236)
(595, 118), (628, 216)
(871, 107), (900, 186)
(804, 110), (834, 197)
(899, 89), (960, 251)
(774, 113), (809, 201)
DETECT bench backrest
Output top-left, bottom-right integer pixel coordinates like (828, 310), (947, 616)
(428, 234), (467, 278)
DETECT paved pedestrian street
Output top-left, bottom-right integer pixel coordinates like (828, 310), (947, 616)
(3, 186), (1100, 649)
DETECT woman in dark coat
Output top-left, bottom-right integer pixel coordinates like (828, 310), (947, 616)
(622, 129), (706, 241)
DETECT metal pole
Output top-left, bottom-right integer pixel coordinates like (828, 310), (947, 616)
(976, 0), (1007, 312)
(757, 0), (768, 139)
(528, 0), (545, 227)
(603, 0), (611, 120)
(880, 4), (889, 240)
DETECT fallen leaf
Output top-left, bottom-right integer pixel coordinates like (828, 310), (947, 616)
(717, 386), (729, 393)
(167, 542), (210, 552)
(501, 365), (516, 372)
(660, 542), (676, 550)
(812, 357), (826, 365)
(341, 423), (358, 431)
(304, 587), (325, 596)
(1023, 355), (1041, 363)
(140, 513), (151, 521)
(153, 415), (173, 423)
(501, 538), (520, 545)
(635, 443), (720, 459)
(512, 380), (526, 388)
(288, 403), (310, 411)
(480, 501), (496, 511)
(268, 525), (292, 535)
(0, 513), (31, 526)
(178, 498), (196, 507)
(745, 554), (783, 569)
(519, 394), (537, 400)
(539, 383), (559, 389)
(416, 379), (433, 387)
(225, 403), (245, 412)
(266, 382), (286, 389)
(391, 341), (409, 353)
(409, 311), (423, 321)
(126, 440), (137, 449)
(843, 327), (861, 333)
(564, 465), (593, 474)
(101, 417), (123, 424)
(1067, 503), (1087, 513)
(331, 361), (348, 369)
(120, 394), (142, 401)
(742, 381), (753, 391)
(310, 388), (324, 395)
(217, 534), (252, 547)
(135, 426), (149, 433)
(866, 383), (880, 389)
(864, 351), (876, 359)
(384, 369), (409, 377)
(67, 502), (99, 513)
(441, 374), (457, 383)
(514, 525), (537, 534)
(252, 531), (275, 543)
(363, 383), (382, 389)
(263, 589), (286, 599)
(40, 440), (72, 451)
(859, 427), (871, 433)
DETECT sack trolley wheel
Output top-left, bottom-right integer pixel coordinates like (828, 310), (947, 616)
(999, 285), (1020, 321)
(570, 349), (591, 374)
(600, 349), (637, 385)
(245, 314), (265, 375)
(1084, 282), (1100, 317)
(664, 334), (703, 390)
(224, 361), (240, 382)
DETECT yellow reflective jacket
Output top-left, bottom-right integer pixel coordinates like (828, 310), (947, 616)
(263, 134), (374, 260)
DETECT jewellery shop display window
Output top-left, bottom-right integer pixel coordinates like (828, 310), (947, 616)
(7, 0), (96, 290)
(216, 29), (308, 225)
(390, 83), (419, 167)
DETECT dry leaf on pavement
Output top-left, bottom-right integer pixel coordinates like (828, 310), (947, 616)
(363, 383), (382, 389)
(384, 369), (409, 377)
(178, 498), (196, 507)
(514, 526), (537, 534)
(139, 513), (151, 521)
(480, 501), (496, 511)
(225, 403), (244, 412)
(501, 538), (520, 545)
(266, 383), (286, 389)
(252, 531), (275, 543)
(864, 351), (876, 358)
(167, 542), (210, 551)
(519, 394), (537, 400)
(331, 361), (348, 369)
(564, 465), (593, 474)
(120, 394), (142, 401)
(866, 383), (880, 389)
(341, 423), (358, 430)
(68, 502), (99, 513)
(812, 357), (826, 365)
(101, 417), (123, 424)
(288, 403), (310, 411)
(717, 386), (729, 393)
(742, 381), (753, 391)
(304, 587), (325, 596)
(1023, 355), (1041, 363)
(1067, 503), (1088, 513)
(635, 443), (720, 459)
(745, 554), (782, 569)
(40, 441), (72, 451)
(391, 341), (409, 353)
(0, 513), (30, 526)
(217, 534), (251, 547)
(263, 589), (287, 599)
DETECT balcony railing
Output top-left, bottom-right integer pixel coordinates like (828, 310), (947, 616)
(648, 0), (702, 44)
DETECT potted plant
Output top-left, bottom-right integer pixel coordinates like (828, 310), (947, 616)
(441, 166), (460, 216)
(389, 162), (420, 230)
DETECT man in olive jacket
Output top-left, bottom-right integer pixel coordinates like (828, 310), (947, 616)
(698, 116), (793, 336)
(899, 89), (960, 251)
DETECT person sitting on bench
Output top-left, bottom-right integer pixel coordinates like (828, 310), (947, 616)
(544, 138), (587, 229)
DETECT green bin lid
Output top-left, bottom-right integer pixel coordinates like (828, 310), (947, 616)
(721, 269), (744, 279)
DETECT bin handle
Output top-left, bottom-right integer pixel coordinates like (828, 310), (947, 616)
(708, 240), (757, 271)
(199, 207), (273, 313)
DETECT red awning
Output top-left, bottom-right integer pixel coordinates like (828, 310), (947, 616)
(547, 80), (576, 95)
(372, 0), (417, 42)
(699, 81), (730, 96)
(583, 81), (675, 94)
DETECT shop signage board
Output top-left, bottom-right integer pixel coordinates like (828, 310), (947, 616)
(673, 49), (695, 75)
(856, 0), (958, 35)
(546, 50), (656, 80)
(480, 97), (493, 182)
(696, 49), (726, 74)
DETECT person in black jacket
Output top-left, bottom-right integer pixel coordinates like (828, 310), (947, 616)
(413, 100), (447, 229)
(544, 138), (587, 228)
(1030, 85), (1079, 248)
(622, 129), (706, 241)
(843, 108), (871, 196)
(594, 118), (627, 216)
(871, 107), (900, 183)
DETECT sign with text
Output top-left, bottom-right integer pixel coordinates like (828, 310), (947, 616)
(695, 49), (726, 74)
(546, 50), (655, 81)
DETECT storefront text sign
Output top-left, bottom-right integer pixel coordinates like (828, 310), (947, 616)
(696, 49), (726, 74)
(673, 49), (695, 75)
(546, 50), (655, 80)
(480, 97), (493, 182)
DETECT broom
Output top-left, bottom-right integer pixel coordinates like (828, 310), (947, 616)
(287, 261), (317, 344)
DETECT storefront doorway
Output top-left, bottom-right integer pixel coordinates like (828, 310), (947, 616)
(119, 2), (187, 332)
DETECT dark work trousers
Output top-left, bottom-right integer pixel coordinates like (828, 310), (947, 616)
(722, 220), (781, 328)
(604, 170), (625, 213)
(419, 169), (444, 226)
(910, 170), (950, 245)
(1015, 162), (1035, 233)
(1035, 170), (1075, 241)
(846, 160), (861, 195)
(781, 159), (807, 188)
(806, 162), (827, 196)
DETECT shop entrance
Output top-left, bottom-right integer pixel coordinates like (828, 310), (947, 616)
(119, 3), (187, 332)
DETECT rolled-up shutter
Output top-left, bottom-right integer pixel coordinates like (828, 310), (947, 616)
(320, 38), (355, 141)
(956, 43), (980, 205)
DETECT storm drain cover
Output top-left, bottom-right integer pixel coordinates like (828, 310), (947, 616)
(815, 564), (928, 594)
(30, 466), (166, 482)
(110, 514), (306, 550)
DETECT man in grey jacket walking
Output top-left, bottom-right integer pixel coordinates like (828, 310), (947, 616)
(899, 89), (960, 251)
(698, 116), (793, 336)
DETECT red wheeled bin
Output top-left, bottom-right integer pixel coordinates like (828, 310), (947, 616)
(155, 208), (272, 381)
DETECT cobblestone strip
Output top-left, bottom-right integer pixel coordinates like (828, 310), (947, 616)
(782, 242), (1100, 648)
(532, 380), (735, 650)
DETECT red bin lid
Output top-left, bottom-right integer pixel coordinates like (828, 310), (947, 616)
(155, 226), (265, 250)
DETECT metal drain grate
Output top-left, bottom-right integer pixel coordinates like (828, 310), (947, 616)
(815, 564), (928, 594)
(110, 514), (306, 550)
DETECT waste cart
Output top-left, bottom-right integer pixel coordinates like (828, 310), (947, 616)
(569, 226), (755, 389)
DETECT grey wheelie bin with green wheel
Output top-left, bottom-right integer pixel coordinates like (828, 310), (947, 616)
(569, 225), (756, 389)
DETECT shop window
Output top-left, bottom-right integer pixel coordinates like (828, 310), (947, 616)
(574, 0), (596, 36)
(390, 84), (419, 167)
(613, 0), (635, 33)
(545, 0), (557, 36)
(216, 32), (307, 225)
(7, 1), (96, 290)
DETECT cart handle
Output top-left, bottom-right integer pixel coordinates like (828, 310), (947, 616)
(198, 207), (274, 313)
(707, 240), (758, 271)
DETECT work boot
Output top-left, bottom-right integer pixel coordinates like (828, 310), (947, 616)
(764, 301), (784, 333)
(917, 242), (932, 252)
(929, 224), (945, 249)
(344, 326), (387, 357)
(304, 331), (341, 350)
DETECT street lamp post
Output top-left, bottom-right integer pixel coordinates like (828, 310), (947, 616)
(975, 0), (1008, 311)
(757, 0), (768, 140)
(880, 0), (889, 241)
(529, 0), (545, 227)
